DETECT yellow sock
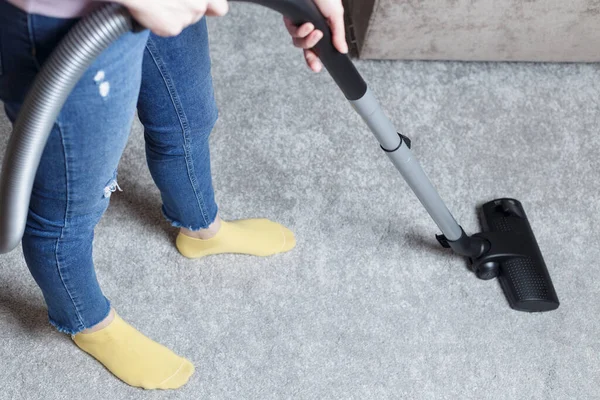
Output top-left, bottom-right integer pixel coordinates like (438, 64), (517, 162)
(73, 314), (194, 390)
(176, 219), (296, 259)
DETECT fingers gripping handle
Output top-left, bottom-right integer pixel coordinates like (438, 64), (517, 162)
(231, 0), (367, 100)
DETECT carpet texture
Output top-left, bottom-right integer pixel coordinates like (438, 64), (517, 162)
(1, 5), (599, 399)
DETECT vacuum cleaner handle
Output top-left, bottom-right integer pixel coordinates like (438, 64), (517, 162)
(233, 0), (367, 100)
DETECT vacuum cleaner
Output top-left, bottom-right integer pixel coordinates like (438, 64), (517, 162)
(0, 0), (559, 312)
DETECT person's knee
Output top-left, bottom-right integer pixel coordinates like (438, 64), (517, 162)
(25, 181), (112, 238)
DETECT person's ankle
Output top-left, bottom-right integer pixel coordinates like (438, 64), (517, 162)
(180, 215), (222, 240)
(80, 308), (116, 334)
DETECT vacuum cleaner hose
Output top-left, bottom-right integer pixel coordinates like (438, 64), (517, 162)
(0, 4), (134, 253)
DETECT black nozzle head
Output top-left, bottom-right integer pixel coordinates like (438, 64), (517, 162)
(476, 198), (559, 312)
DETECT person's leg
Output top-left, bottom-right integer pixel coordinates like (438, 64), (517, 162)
(137, 19), (296, 259)
(0, 2), (192, 389)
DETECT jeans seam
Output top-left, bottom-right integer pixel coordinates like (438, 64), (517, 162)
(26, 14), (41, 70)
(145, 38), (210, 226)
(54, 120), (86, 331)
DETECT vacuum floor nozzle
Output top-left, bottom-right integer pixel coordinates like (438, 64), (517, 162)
(473, 198), (559, 312)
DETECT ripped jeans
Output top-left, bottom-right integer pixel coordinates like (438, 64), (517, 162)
(0, 1), (219, 334)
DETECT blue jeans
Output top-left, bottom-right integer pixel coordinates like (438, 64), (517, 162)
(0, 1), (219, 334)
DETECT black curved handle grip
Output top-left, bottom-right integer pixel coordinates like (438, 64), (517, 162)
(232, 0), (367, 100)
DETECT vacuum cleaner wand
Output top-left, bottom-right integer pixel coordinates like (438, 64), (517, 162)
(235, 0), (559, 312)
(0, 0), (559, 312)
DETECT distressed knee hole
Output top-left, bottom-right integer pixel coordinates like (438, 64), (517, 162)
(103, 179), (122, 198)
(93, 70), (110, 98)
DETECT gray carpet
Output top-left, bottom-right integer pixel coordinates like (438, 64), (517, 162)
(1, 5), (599, 400)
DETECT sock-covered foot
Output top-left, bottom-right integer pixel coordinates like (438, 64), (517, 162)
(176, 219), (296, 259)
(73, 314), (194, 390)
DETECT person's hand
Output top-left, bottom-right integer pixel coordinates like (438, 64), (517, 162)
(283, 0), (348, 73)
(117, 0), (229, 37)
